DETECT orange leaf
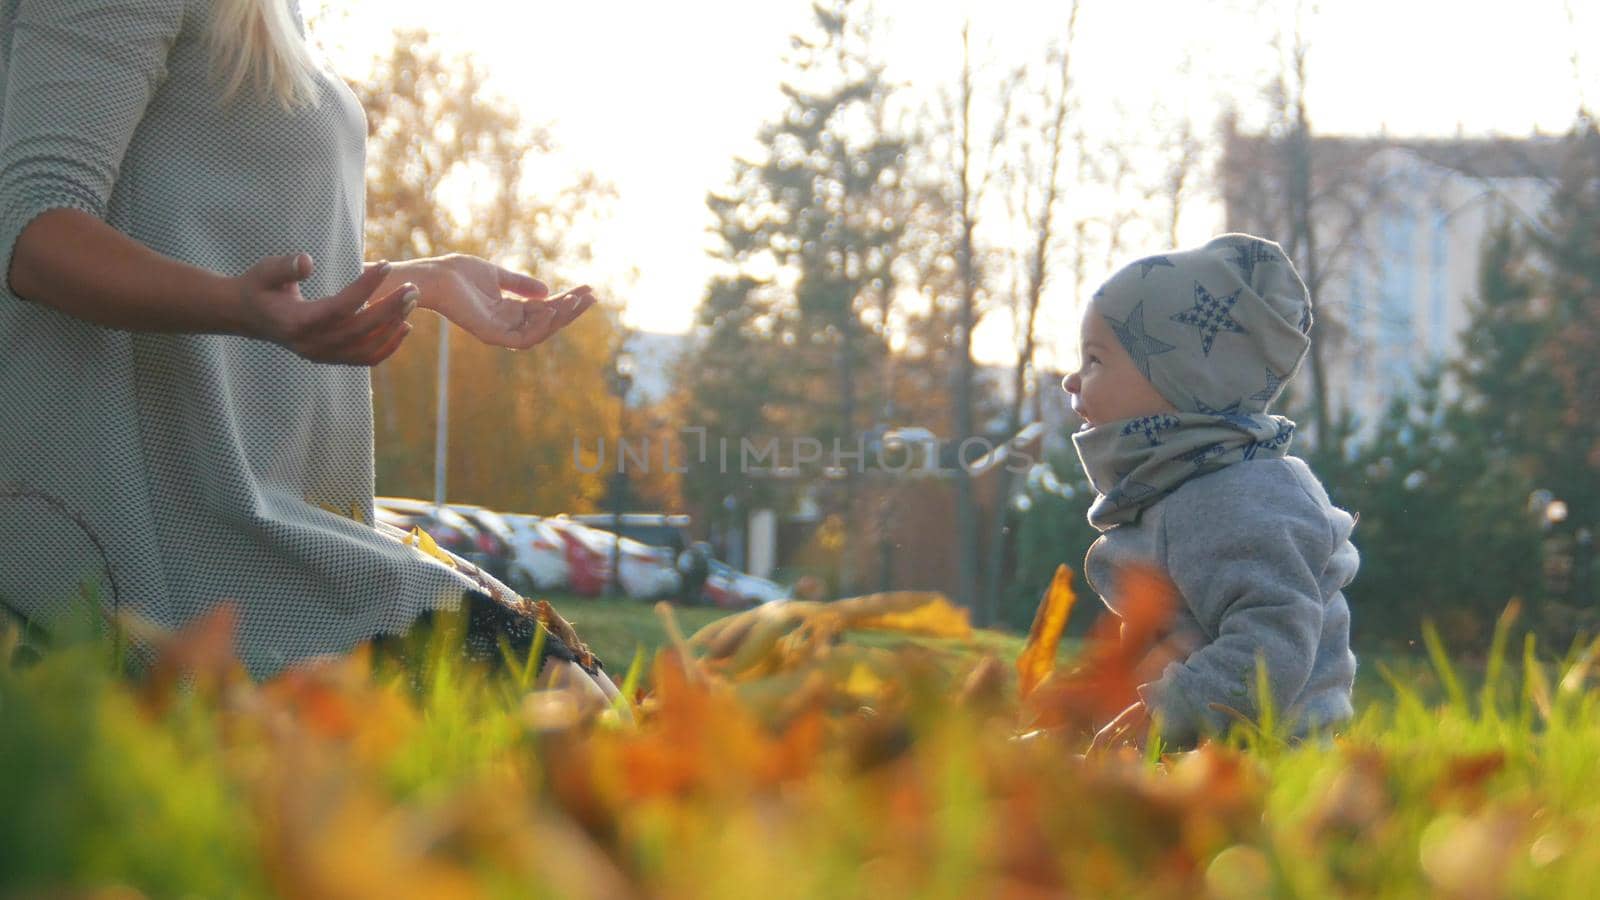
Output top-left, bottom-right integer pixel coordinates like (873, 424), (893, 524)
(1021, 564), (1179, 735)
(141, 601), (244, 713)
(1016, 565), (1077, 700)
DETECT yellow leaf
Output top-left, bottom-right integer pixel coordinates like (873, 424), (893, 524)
(314, 499), (367, 526)
(844, 662), (886, 698)
(849, 594), (972, 639)
(831, 591), (947, 622)
(406, 526), (457, 569)
(1016, 564), (1077, 700)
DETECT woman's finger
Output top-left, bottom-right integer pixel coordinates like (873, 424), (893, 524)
(533, 288), (586, 330)
(498, 266), (550, 300)
(302, 316), (410, 367)
(253, 252), (314, 289)
(300, 261), (394, 328)
(337, 309), (412, 359)
(359, 321), (413, 367)
(292, 286), (414, 363)
(559, 291), (597, 328)
(310, 282), (418, 349)
(508, 303), (559, 349)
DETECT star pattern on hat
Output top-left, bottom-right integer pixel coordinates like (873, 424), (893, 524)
(1193, 396), (1262, 432)
(1104, 300), (1177, 380)
(1137, 256), (1176, 278)
(1121, 414), (1182, 447)
(1170, 282), (1249, 356)
(1249, 368), (1285, 404)
(1227, 236), (1279, 282)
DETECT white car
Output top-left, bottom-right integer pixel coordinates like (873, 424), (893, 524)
(616, 536), (682, 600)
(501, 513), (572, 594)
(703, 560), (787, 609)
(733, 571), (787, 605)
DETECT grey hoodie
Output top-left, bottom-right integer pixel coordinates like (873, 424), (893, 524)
(1085, 455), (1358, 746)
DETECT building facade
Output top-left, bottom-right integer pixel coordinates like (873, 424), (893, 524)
(1220, 123), (1564, 440)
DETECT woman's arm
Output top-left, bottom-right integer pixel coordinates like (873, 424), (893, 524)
(0, 0), (417, 366)
(10, 208), (241, 333)
(10, 208), (418, 366)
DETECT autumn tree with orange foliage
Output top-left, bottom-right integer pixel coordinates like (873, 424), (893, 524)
(353, 31), (622, 515)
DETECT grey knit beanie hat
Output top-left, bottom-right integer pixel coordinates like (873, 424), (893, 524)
(1089, 233), (1312, 415)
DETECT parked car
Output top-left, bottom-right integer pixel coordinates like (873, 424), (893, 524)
(542, 516), (684, 600)
(701, 560), (741, 609)
(500, 513), (572, 594)
(701, 559), (787, 610)
(543, 516), (614, 597)
(444, 504), (516, 582)
(733, 570), (787, 606)
(616, 536), (682, 600)
(565, 513), (691, 556)
(373, 498), (490, 572)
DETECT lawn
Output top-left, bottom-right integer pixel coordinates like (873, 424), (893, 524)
(549, 593), (1043, 673)
(3, 592), (1598, 898)
(519, 593), (1421, 710)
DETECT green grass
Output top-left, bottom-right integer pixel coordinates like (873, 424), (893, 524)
(541, 593), (1058, 677)
(538, 594), (733, 669)
(7, 597), (1600, 898)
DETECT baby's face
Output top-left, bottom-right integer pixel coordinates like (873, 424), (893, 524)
(1061, 306), (1176, 428)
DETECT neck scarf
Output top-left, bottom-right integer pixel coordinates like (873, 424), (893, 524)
(1072, 411), (1296, 531)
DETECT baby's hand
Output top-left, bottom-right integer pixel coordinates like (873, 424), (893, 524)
(1088, 700), (1151, 756)
(1133, 634), (1194, 685)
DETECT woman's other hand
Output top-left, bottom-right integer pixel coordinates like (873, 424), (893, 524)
(400, 253), (598, 350)
(234, 254), (417, 366)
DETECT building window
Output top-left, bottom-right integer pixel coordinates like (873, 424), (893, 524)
(1378, 203), (1417, 391)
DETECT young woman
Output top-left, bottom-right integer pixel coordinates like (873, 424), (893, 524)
(0, 0), (616, 701)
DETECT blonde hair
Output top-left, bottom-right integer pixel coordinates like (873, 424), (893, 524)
(206, 0), (321, 108)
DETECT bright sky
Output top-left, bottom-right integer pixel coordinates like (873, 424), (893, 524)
(305, 0), (1598, 368)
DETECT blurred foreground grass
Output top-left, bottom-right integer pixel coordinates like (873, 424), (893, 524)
(3, 595), (1599, 898)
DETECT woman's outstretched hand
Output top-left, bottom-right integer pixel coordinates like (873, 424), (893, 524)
(234, 254), (417, 366)
(399, 253), (597, 350)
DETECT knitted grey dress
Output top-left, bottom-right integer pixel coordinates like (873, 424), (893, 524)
(0, 0), (494, 677)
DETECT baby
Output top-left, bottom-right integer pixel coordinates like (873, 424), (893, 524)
(1061, 234), (1358, 749)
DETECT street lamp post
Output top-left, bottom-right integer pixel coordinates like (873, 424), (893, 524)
(607, 348), (635, 599)
(1532, 489), (1575, 600)
(433, 321), (451, 511)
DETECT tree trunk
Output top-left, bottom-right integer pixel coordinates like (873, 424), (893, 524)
(1286, 93), (1331, 453)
